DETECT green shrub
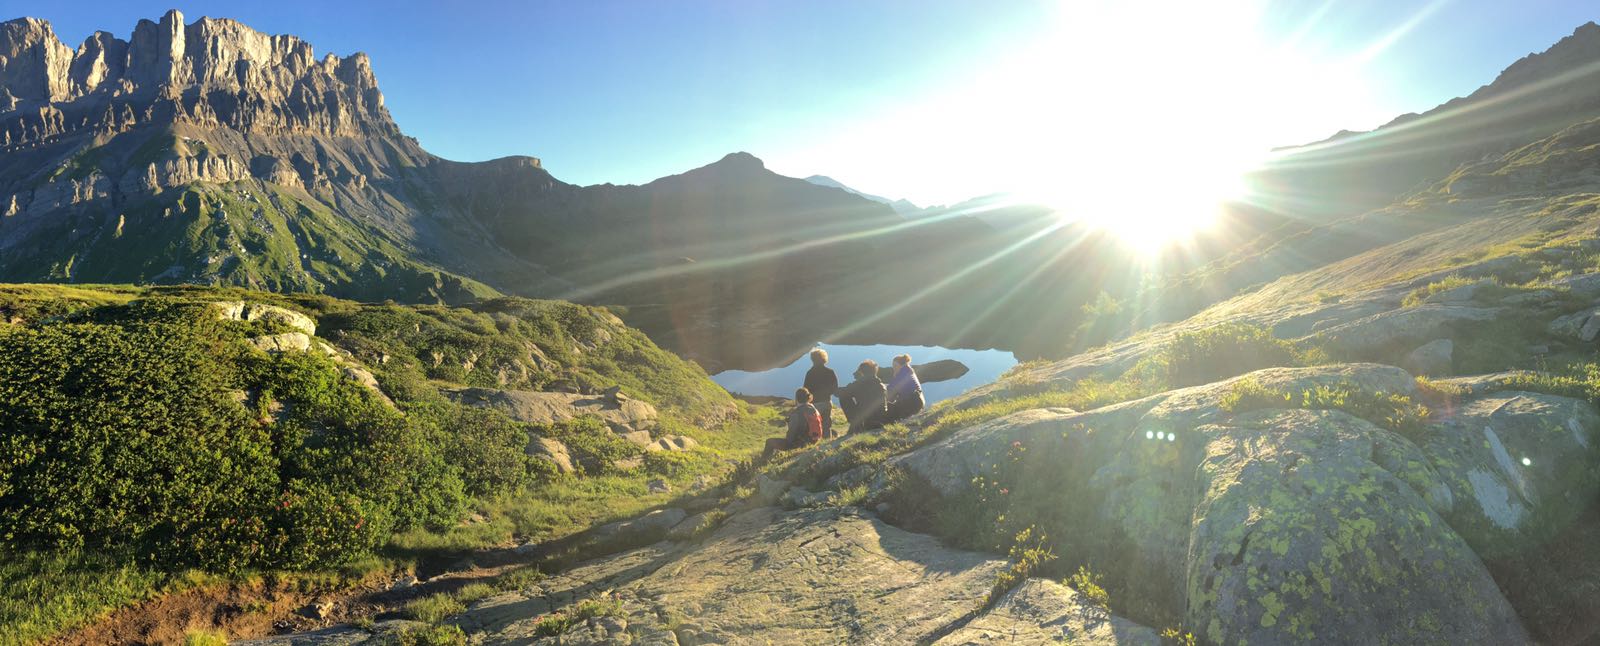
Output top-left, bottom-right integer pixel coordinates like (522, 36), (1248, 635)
(1162, 322), (1308, 387)
(533, 612), (576, 637)
(986, 527), (1056, 609)
(1161, 627), (1199, 646)
(1066, 565), (1110, 608)
(572, 597), (624, 621)
(0, 315), (276, 569)
(540, 416), (643, 476)
(409, 403), (534, 497)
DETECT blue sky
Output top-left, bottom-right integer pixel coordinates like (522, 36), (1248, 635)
(10, 1), (1600, 205)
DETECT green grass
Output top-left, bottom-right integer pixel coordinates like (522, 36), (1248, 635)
(534, 597), (624, 637)
(182, 629), (229, 646)
(388, 624), (467, 646)
(405, 592), (467, 623)
(1401, 275), (1479, 307)
(0, 550), (176, 646)
(453, 583), (496, 605)
(1220, 378), (1432, 442)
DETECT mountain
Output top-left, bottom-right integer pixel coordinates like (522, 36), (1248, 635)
(803, 174), (922, 216)
(16, 11), (1600, 373)
(1109, 21), (1600, 332)
(0, 10), (546, 303)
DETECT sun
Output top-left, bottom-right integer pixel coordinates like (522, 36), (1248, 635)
(775, 0), (1401, 255)
(1027, 149), (1254, 256)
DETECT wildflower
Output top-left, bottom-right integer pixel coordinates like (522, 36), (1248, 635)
(1012, 440), (1022, 449)
(1000, 488), (1009, 495)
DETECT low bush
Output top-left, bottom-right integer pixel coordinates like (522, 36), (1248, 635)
(539, 416), (644, 476)
(1161, 322), (1315, 387)
(1066, 565), (1110, 609)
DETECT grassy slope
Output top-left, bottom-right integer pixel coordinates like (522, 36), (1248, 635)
(3, 165), (498, 306)
(0, 283), (776, 644)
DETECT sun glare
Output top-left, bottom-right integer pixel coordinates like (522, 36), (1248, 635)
(778, 0), (1405, 256)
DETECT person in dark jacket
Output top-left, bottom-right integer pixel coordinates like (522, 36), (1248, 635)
(837, 360), (888, 433)
(765, 387), (822, 457)
(885, 354), (924, 423)
(802, 348), (839, 439)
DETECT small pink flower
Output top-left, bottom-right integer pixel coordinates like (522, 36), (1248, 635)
(999, 488), (1009, 495)
(1011, 441), (1022, 449)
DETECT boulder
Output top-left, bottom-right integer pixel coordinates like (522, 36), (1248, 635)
(645, 434), (698, 452)
(1546, 272), (1600, 301)
(588, 508), (687, 549)
(891, 365), (1531, 645)
(1402, 338), (1453, 376)
(1583, 315), (1600, 343)
(527, 437), (575, 474)
(1421, 280), (1487, 304)
(666, 510), (723, 541)
(213, 300), (316, 335)
(877, 359), (969, 384)
(782, 486), (830, 509)
(618, 430), (654, 447)
(647, 478), (671, 494)
(1423, 391), (1600, 555)
(247, 332), (312, 353)
(1546, 306), (1600, 341)
(447, 387), (658, 434)
(1185, 409), (1524, 645)
(340, 365), (393, 406)
(1316, 304), (1498, 358)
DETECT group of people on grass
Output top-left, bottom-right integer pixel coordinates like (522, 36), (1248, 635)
(765, 349), (924, 455)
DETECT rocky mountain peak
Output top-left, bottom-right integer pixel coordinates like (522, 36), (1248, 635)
(715, 151), (765, 169)
(0, 9), (395, 142)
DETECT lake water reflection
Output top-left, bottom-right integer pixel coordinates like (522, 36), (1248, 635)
(711, 342), (1018, 405)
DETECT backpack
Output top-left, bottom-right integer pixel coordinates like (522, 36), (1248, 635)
(803, 405), (823, 443)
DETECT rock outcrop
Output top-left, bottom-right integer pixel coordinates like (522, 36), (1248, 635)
(447, 387), (658, 434)
(459, 507), (1160, 645)
(888, 363), (1600, 644)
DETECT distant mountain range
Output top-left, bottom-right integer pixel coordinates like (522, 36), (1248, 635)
(10, 10), (1600, 367)
(802, 175), (923, 216)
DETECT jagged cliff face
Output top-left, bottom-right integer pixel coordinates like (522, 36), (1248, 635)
(0, 10), (546, 304)
(0, 10), (395, 143)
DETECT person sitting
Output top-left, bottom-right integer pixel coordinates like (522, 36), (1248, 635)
(764, 387), (823, 457)
(803, 348), (840, 439)
(885, 354), (924, 423)
(837, 359), (888, 433)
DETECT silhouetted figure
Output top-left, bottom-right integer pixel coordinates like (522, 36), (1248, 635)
(885, 354), (924, 423)
(803, 348), (839, 439)
(837, 359), (888, 433)
(765, 387), (823, 457)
